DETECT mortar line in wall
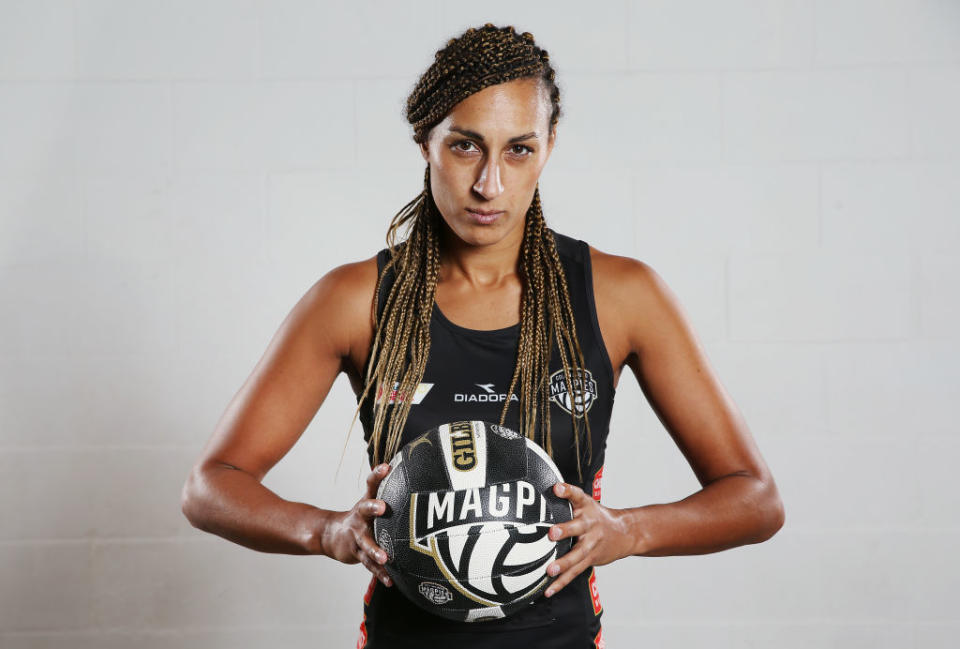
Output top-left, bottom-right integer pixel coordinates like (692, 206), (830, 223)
(0, 618), (930, 636)
(0, 445), (208, 452)
(816, 163), (822, 246)
(623, 0), (629, 69)
(0, 622), (362, 636)
(719, 72), (725, 162)
(593, 618), (926, 626)
(910, 251), (922, 338)
(5, 526), (959, 547)
(352, 79), (359, 166)
(724, 253), (730, 341)
(0, 536), (232, 546)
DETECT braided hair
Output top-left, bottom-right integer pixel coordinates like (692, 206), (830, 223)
(344, 23), (594, 483)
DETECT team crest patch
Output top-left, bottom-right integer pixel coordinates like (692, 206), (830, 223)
(419, 581), (453, 605)
(377, 529), (393, 561)
(549, 368), (598, 417)
(488, 423), (521, 440)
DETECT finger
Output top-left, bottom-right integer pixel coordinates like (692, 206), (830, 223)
(356, 542), (392, 586)
(359, 498), (386, 521)
(548, 515), (587, 542)
(355, 530), (390, 570)
(365, 463), (390, 498)
(545, 555), (591, 598)
(546, 541), (586, 579)
(553, 482), (587, 503)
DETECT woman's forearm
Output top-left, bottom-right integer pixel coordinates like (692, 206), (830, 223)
(618, 473), (785, 557)
(181, 463), (334, 556)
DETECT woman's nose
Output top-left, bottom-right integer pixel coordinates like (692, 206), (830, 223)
(472, 157), (504, 199)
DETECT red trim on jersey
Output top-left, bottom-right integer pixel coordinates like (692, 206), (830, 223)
(593, 625), (605, 649)
(588, 567), (602, 615)
(363, 575), (376, 606)
(356, 612), (368, 648)
(592, 464), (604, 501)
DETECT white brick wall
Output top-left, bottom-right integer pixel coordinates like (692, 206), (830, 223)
(1, 0), (957, 646)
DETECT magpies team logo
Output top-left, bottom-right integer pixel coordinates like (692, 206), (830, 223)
(549, 368), (598, 417)
(408, 480), (556, 607)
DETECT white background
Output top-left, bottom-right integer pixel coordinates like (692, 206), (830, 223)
(1, 1), (958, 647)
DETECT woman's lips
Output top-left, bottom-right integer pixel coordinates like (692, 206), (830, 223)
(466, 209), (503, 224)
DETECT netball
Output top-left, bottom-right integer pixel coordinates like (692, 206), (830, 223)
(373, 420), (574, 622)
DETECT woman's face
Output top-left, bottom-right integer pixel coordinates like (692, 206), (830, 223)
(419, 77), (557, 250)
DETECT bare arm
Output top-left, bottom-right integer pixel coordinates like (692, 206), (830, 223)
(180, 257), (376, 557)
(607, 256), (785, 557)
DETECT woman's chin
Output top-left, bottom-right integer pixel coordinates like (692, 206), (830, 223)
(440, 213), (520, 249)
(460, 224), (510, 247)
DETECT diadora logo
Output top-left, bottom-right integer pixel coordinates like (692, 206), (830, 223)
(454, 382), (519, 404)
(549, 368), (598, 417)
(375, 381), (433, 405)
(449, 421), (477, 472)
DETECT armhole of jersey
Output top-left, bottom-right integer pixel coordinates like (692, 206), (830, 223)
(579, 239), (615, 389)
(375, 248), (390, 321)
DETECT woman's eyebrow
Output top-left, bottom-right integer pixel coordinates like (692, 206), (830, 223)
(449, 126), (538, 143)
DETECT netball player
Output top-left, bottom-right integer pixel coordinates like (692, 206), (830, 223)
(181, 23), (785, 648)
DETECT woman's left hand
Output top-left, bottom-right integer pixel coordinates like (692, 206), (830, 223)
(543, 481), (634, 598)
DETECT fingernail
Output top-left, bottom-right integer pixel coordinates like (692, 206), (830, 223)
(550, 527), (560, 540)
(378, 551), (386, 562)
(378, 465), (387, 474)
(556, 484), (565, 495)
(384, 576), (392, 586)
(548, 564), (559, 576)
(545, 587), (555, 597)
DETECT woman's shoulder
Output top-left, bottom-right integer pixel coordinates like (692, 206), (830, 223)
(585, 241), (662, 322)
(296, 253), (383, 361)
(583, 241), (655, 290)
(585, 242), (693, 357)
(330, 251), (381, 285)
(311, 252), (381, 307)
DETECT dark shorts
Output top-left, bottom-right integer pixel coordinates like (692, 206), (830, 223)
(356, 567), (606, 648)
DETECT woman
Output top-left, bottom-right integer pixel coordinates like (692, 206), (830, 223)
(181, 23), (784, 648)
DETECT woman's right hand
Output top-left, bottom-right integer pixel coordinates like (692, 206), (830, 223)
(323, 463), (394, 587)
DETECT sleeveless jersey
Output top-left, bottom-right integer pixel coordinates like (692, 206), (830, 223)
(355, 229), (616, 649)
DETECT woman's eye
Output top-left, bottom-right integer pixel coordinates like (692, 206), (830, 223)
(451, 140), (533, 157)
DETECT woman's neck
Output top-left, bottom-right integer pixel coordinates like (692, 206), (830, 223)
(438, 226), (523, 288)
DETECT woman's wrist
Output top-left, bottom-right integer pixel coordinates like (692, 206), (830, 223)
(301, 507), (341, 556)
(615, 505), (655, 557)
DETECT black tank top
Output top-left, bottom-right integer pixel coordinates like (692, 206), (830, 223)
(355, 229), (615, 649)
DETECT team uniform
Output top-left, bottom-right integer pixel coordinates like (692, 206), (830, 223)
(355, 229), (615, 649)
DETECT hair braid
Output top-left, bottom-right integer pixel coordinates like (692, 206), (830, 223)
(341, 23), (594, 483)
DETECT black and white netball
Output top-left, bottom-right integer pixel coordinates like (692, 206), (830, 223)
(372, 420), (574, 623)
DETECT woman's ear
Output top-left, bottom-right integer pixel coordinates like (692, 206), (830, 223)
(419, 141), (429, 162)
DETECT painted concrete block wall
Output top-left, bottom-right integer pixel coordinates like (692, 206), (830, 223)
(1, 1), (957, 647)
